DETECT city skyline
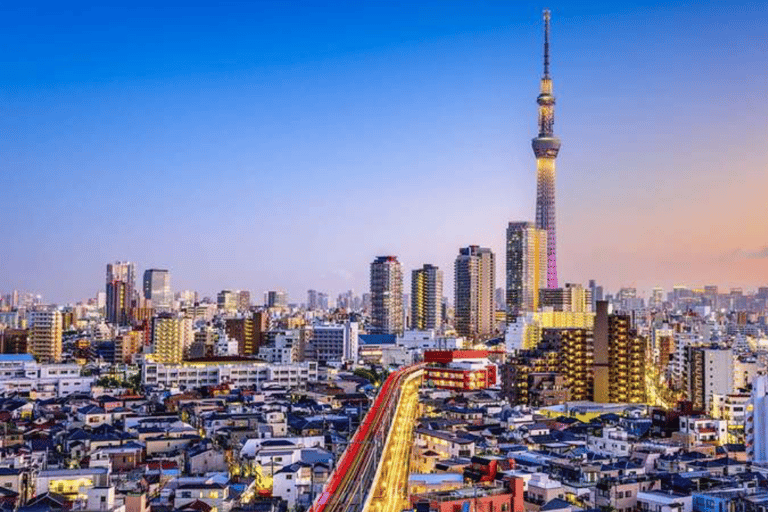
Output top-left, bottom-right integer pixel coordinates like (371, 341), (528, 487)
(2, 1), (768, 303)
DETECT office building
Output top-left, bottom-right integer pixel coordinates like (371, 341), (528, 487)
(28, 310), (63, 364)
(506, 222), (547, 319)
(370, 256), (404, 335)
(310, 322), (359, 363)
(217, 290), (238, 312)
(454, 246), (495, 340)
(533, 10), (561, 288)
(106, 261), (135, 325)
(238, 290), (251, 311)
(143, 269), (172, 311)
(411, 264), (443, 331)
(266, 290), (287, 308)
(539, 283), (591, 313)
(307, 289), (320, 311)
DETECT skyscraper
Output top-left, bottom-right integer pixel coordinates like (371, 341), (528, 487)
(370, 256), (404, 335)
(106, 261), (135, 325)
(143, 269), (172, 311)
(411, 264), (443, 331)
(454, 246), (495, 340)
(532, 10), (561, 289)
(506, 222), (548, 319)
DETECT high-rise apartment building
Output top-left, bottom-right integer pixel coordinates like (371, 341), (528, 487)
(506, 222), (547, 320)
(143, 269), (172, 311)
(533, 10), (561, 289)
(151, 313), (192, 365)
(593, 301), (647, 403)
(106, 261), (135, 325)
(225, 311), (269, 357)
(748, 375), (768, 462)
(411, 264), (443, 331)
(454, 246), (495, 340)
(115, 329), (144, 364)
(687, 345), (734, 413)
(28, 310), (63, 363)
(370, 256), (404, 335)
(502, 327), (591, 405)
(606, 312), (647, 403)
(547, 328), (594, 401)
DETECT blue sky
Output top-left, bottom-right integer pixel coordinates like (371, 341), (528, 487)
(2, 1), (767, 303)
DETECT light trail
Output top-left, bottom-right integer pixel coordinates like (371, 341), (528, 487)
(365, 372), (422, 512)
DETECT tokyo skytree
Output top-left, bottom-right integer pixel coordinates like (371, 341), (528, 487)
(532, 9), (561, 289)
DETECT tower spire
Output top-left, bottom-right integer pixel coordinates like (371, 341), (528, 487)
(543, 9), (551, 78)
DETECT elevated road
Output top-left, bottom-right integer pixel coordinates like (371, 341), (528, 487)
(311, 364), (424, 512)
(364, 369), (421, 512)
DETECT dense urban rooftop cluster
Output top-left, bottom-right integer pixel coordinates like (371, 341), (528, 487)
(0, 276), (767, 512)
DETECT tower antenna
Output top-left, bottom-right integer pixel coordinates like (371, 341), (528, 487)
(543, 9), (551, 78)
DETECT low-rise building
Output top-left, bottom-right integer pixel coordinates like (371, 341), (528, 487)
(142, 358), (317, 390)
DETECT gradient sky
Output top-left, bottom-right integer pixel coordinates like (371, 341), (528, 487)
(2, 1), (767, 304)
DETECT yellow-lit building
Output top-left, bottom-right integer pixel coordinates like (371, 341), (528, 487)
(150, 313), (192, 364)
(115, 329), (144, 364)
(28, 310), (63, 364)
(508, 311), (594, 350)
(607, 314), (647, 404)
